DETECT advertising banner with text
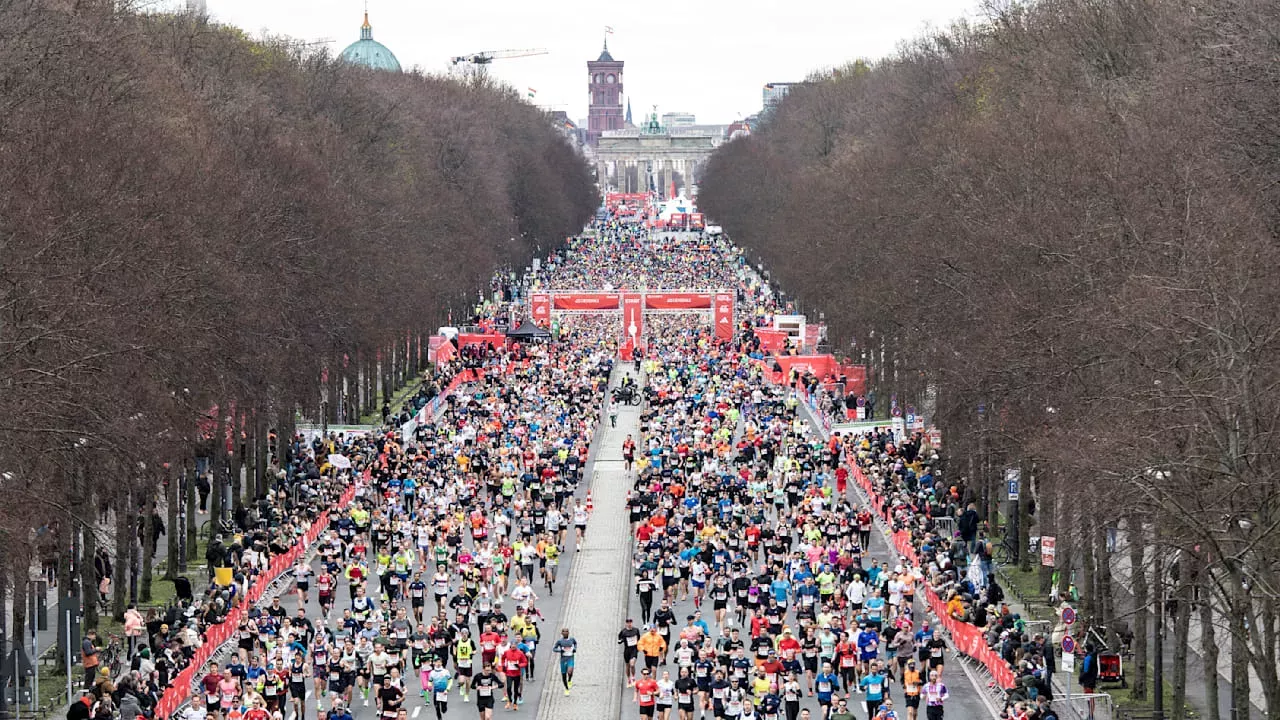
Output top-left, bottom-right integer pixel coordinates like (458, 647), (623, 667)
(644, 292), (714, 309)
(714, 292), (735, 340)
(530, 293), (551, 326)
(553, 293), (621, 310)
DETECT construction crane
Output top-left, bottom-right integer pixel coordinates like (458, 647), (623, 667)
(450, 48), (548, 66)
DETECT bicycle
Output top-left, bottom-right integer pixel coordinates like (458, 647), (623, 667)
(991, 535), (1019, 565)
(99, 634), (125, 678)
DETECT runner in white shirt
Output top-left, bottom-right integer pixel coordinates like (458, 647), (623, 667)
(573, 503), (589, 551)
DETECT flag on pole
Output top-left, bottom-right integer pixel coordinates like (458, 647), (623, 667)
(527, 87), (537, 99)
(605, 26), (614, 34)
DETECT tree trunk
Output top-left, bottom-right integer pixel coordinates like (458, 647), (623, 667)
(1153, 547), (1166, 716)
(80, 503), (98, 630)
(254, 411), (268, 501)
(210, 408), (226, 523)
(185, 460), (198, 563)
(1095, 519), (1115, 629)
(165, 465), (179, 579)
(1080, 514), (1096, 628)
(10, 563), (26, 657)
(365, 355), (376, 417)
(230, 410), (244, 514)
(1201, 574), (1219, 720)
(1247, 597), (1279, 716)
(1229, 578), (1251, 719)
(1170, 557), (1193, 720)
(1017, 458), (1033, 572)
(1130, 522), (1149, 701)
(113, 492), (129, 619)
(140, 491), (156, 603)
(1038, 469), (1055, 597)
(55, 545), (71, 667)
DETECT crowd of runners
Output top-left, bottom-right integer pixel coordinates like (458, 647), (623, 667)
(526, 232), (740, 292)
(75, 222), (1070, 720)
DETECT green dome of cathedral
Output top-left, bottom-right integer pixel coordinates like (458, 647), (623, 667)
(339, 13), (401, 72)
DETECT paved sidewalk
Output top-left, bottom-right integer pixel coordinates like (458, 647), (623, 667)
(536, 366), (639, 720)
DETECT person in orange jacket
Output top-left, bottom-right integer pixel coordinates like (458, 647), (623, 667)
(637, 625), (668, 673)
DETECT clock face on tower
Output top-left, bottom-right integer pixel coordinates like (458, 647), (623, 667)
(606, 74), (616, 84)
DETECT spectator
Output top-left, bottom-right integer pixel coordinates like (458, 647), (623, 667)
(81, 628), (100, 690)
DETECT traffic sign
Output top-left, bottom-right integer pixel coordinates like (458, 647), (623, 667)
(1007, 479), (1019, 501)
(1062, 606), (1076, 625)
(1061, 635), (1076, 654)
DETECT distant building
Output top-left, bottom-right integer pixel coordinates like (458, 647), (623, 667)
(586, 39), (625, 147)
(548, 111), (586, 148)
(762, 82), (803, 112)
(339, 12), (401, 72)
(594, 114), (727, 197)
(662, 111), (696, 128)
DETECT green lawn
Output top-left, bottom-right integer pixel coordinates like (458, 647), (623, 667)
(1105, 663), (1198, 717)
(358, 376), (424, 425)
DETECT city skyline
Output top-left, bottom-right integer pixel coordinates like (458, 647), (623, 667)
(183, 0), (983, 124)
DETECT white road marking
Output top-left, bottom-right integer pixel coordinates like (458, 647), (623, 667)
(412, 706), (421, 718)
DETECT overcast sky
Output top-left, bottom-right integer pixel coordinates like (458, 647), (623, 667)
(180, 0), (983, 125)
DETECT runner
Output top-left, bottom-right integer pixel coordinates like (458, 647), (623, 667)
(551, 628), (578, 695)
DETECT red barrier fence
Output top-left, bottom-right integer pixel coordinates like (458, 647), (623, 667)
(151, 483), (359, 719)
(849, 462), (1017, 690)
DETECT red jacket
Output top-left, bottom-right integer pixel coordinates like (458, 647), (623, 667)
(500, 648), (528, 677)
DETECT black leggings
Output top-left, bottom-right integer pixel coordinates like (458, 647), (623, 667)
(433, 698), (447, 719)
(505, 674), (522, 702)
(639, 592), (654, 623)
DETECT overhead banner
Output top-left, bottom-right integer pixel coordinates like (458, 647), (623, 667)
(645, 292), (713, 310)
(714, 293), (735, 341)
(553, 293), (621, 310)
(530, 293), (551, 326)
(622, 293), (645, 345)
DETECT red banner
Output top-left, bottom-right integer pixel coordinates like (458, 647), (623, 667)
(838, 364), (868, 396)
(530, 293), (551, 326)
(622, 293), (644, 346)
(847, 460), (1018, 692)
(755, 328), (790, 353)
(644, 292), (713, 309)
(457, 332), (505, 349)
(553, 293), (621, 310)
(714, 293), (735, 341)
(773, 354), (839, 380)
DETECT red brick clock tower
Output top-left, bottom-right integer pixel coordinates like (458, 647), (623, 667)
(586, 39), (624, 147)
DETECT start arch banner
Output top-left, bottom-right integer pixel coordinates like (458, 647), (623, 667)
(539, 290), (735, 344)
(553, 293), (621, 310)
(645, 292), (713, 309)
